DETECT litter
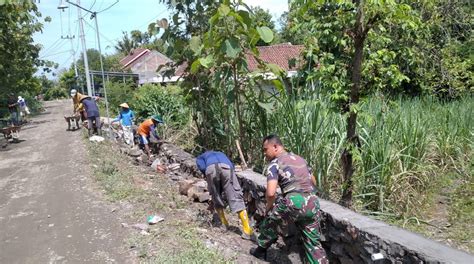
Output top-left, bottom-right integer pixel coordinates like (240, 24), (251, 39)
(89, 135), (105, 142)
(147, 215), (164, 225)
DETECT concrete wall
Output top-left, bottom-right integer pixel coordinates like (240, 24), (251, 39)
(157, 143), (473, 263)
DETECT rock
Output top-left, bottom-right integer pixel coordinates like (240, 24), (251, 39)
(178, 178), (192, 190)
(150, 159), (161, 169)
(168, 163), (181, 171)
(193, 180), (208, 191)
(129, 148), (143, 157)
(196, 192), (211, 203)
(187, 186), (200, 198)
(179, 180), (195, 195)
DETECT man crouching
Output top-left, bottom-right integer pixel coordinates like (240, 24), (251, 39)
(250, 135), (328, 264)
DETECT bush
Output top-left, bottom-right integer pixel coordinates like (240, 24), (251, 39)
(105, 81), (135, 115)
(131, 84), (190, 127)
(44, 87), (68, 101)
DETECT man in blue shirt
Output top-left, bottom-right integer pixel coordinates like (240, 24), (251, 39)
(79, 95), (101, 137)
(111, 103), (135, 146)
(196, 151), (253, 239)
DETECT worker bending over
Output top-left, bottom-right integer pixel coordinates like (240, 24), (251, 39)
(196, 150), (253, 240)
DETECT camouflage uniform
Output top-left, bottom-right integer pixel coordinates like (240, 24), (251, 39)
(258, 152), (328, 264)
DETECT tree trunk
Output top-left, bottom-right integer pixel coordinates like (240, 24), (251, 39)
(340, 1), (366, 208)
(232, 65), (245, 155)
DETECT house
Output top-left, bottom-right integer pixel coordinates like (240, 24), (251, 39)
(246, 43), (304, 77)
(119, 44), (304, 86)
(119, 48), (176, 85)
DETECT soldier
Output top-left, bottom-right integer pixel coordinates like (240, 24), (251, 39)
(250, 135), (328, 264)
(196, 150), (253, 240)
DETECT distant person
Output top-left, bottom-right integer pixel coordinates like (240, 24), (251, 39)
(18, 96), (30, 123)
(7, 93), (19, 126)
(250, 135), (328, 263)
(111, 103), (135, 146)
(70, 89), (86, 122)
(79, 94), (101, 137)
(137, 115), (163, 159)
(196, 150), (254, 240)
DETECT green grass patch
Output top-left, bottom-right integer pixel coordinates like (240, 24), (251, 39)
(86, 140), (230, 262)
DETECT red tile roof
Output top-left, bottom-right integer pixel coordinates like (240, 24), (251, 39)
(119, 48), (150, 69)
(246, 43), (304, 72)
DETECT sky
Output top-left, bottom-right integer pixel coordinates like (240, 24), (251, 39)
(34, 0), (289, 77)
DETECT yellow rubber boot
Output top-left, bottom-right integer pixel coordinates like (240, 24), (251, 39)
(238, 210), (253, 236)
(216, 208), (229, 227)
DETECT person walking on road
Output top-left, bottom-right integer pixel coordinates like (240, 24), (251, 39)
(79, 94), (101, 137)
(137, 115), (163, 159)
(111, 103), (135, 147)
(196, 150), (254, 239)
(250, 135), (328, 264)
(7, 93), (19, 126)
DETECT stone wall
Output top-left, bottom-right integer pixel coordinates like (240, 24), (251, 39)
(157, 143), (473, 263)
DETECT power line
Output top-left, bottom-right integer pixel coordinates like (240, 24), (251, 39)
(40, 38), (68, 58)
(97, 0), (119, 14)
(82, 18), (119, 49)
(40, 50), (72, 59)
(89, 0), (97, 10)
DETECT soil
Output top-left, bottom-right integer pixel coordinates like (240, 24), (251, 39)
(0, 100), (302, 263)
(0, 100), (133, 263)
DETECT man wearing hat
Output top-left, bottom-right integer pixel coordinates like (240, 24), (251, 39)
(79, 94), (101, 137)
(111, 103), (135, 146)
(137, 115), (163, 158)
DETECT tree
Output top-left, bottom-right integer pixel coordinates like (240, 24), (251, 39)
(249, 6), (276, 46)
(115, 31), (138, 55)
(157, 0), (275, 156)
(292, 0), (421, 207)
(0, 1), (47, 98)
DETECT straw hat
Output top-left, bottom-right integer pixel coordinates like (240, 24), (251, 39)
(119, 103), (129, 108)
(78, 94), (90, 102)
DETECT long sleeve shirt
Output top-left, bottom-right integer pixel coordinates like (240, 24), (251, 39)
(196, 151), (234, 174)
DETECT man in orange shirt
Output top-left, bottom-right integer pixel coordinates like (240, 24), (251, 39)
(137, 115), (163, 158)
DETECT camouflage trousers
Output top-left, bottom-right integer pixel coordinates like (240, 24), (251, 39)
(257, 193), (328, 264)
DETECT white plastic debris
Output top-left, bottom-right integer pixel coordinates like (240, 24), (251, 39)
(89, 135), (105, 142)
(371, 253), (384, 261)
(147, 215), (164, 225)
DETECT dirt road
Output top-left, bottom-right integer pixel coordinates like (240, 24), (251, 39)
(0, 100), (131, 263)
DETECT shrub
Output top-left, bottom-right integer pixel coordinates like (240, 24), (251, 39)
(44, 87), (68, 101)
(105, 81), (135, 115)
(131, 84), (190, 127)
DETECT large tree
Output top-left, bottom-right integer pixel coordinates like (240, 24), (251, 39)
(291, 0), (422, 207)
(0, 1), (47, 98)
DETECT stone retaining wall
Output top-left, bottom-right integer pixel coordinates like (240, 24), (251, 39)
(157, 143), (473, 263)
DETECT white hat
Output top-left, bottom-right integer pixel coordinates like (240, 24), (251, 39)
(70, 89), (77, 96)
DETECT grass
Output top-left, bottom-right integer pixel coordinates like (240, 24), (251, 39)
(201, 88), (473, 251)
(85, 139), (231, 262)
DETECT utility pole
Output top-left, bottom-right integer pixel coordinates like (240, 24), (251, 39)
(61, 35), (80, 92)
(76, 0), (92, 96)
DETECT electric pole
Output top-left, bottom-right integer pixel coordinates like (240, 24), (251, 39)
(76, 0), (92, 96)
